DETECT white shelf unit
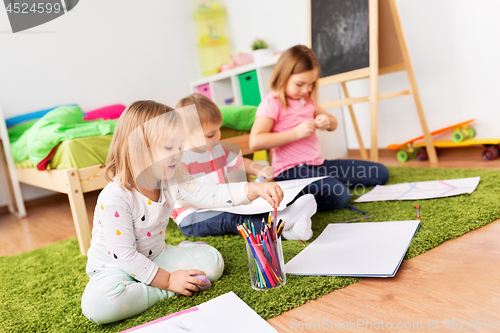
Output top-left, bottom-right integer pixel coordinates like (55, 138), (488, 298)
(189, 55), (281, 106)
(188, 53), (348, 161)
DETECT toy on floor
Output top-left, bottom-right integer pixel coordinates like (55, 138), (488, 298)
(412, 139), (500, 161)
(192, 275), (212, 291)
(254, 176), (267, 183)
(387, 119), (500, 162)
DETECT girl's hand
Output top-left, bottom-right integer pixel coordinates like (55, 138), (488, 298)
(294, 121), (316, 140)
(165, 269), (207, 296)
(257, 166), (274, 181)
(245, 182), (284, 208)
(314, 114), (330, 131)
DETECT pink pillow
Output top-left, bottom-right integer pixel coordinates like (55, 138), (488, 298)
(83, 104), (126, 120)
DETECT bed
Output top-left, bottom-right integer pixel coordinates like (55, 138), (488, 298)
(0, 104), (260, 255)
(0, 105), (121, 255)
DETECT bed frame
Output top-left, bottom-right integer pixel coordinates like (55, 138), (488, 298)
(0, 109), (107, 256)
(0, 108), (257, 256)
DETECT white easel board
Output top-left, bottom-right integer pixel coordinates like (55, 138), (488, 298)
(285, 220), (421, 277)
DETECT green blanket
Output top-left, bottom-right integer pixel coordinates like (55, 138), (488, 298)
(220, 105), (257, 131)
(10, 106), (117, 170)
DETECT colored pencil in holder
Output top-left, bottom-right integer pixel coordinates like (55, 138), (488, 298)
(238, 221), (285, 289)
(246, 236), (273, 287)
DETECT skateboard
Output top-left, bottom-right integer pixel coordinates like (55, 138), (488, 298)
(413, 139), (500, 161)
(387, 119), (476, 162)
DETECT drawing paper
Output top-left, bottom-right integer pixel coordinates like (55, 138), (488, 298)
(197, 176), (326, 215)
(285, 220), (421, 277)
(122, 292), (278, 333)
(354, 177), (480, 202)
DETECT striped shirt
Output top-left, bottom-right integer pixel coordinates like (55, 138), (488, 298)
(172, 144), (244, 224)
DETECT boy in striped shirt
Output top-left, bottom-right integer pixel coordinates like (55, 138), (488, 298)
(172, 93), (317, 240)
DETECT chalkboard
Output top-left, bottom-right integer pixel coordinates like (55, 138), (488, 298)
(311, 0), (370, 78)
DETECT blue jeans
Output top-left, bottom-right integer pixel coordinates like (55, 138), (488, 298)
(179, 211), (270, 237)
(274, 159), (389, 212)
(179, 159), (389, 237)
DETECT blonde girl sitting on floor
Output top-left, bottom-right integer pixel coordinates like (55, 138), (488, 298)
(81, 100), (283, 324)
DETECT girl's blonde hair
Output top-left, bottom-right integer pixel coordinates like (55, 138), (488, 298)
(269, 45), (320, 108)
(105, 100), (187, 191)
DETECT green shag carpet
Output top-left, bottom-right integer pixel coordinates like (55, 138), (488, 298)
(1, 166), (499, 333)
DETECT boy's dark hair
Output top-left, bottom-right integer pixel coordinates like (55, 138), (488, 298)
(176, 93), (222, 126)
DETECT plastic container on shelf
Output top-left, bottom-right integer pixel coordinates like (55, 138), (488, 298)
(193, 1), (230, 76)
(196, 83), (212, 99)
(238, 70), (261, 106)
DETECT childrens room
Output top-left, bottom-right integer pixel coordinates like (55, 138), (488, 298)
(0, 0), (499, 331)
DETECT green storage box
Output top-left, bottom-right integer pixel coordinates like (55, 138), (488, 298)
(238, 70), (261, 106)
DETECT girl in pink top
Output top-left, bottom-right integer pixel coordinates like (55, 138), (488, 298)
(250, 45), (389, 211)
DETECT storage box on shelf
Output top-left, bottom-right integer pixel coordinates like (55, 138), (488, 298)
(238, 70), (260, 106)
(189, 54), (280, 107)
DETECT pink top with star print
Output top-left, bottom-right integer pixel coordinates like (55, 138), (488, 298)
(256, 91), (324, 178)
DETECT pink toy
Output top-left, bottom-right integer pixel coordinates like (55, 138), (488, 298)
(219, 62), (232, 72)
(192, 275), (211, 291)
(230, 53), (253, 67)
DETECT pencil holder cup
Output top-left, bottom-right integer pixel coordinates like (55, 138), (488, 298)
(245, 236), (286, 290)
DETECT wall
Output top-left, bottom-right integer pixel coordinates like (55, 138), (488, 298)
(343, 0), (500, 149)
(0, 0), (197, 206)
(223, 0), (500, 149)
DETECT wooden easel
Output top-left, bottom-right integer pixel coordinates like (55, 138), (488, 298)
(308, 0), (437, 164)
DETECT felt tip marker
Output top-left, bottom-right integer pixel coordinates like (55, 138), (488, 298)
(415, 205), (420, 219)
(347, 205), (366, 215)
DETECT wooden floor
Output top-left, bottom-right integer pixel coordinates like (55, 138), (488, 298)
(0, 191), (99, 256)
(269, 147), (500, 332)
(268, 219), (500, 332)
(0, 147), (499, 332)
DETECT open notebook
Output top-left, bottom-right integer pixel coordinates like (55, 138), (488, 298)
(285, 220), (421, 277)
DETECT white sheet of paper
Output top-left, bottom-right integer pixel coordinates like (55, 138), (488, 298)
(285, 220), (421, 277)
(354, 177), (480, 203)
(197, 176), (326, 215)
(122, 292), (277, 333)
